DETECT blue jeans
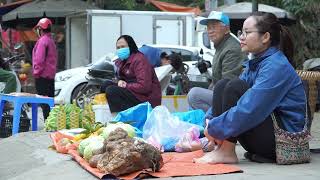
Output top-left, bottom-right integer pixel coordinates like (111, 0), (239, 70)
(187, 87), (213, 112)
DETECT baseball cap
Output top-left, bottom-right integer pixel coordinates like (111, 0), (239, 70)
(200, 11), (230, 26)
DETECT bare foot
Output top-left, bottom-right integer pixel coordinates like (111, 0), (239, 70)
(193, 141), (238, 164)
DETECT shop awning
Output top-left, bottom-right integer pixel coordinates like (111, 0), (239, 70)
(0, 0), (32, 17)
(1, 0), (99, 29)
(146, 0), (201, 16)
(2, 0), (99, 21)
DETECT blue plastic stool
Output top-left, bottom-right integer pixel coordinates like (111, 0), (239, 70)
(0, 94), (54, 135)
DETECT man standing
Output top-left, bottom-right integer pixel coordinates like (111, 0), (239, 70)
(32, 18), (57, 120)
(187, 11), (246, 112)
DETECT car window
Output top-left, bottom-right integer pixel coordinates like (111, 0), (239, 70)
(158, 48), (198, 62)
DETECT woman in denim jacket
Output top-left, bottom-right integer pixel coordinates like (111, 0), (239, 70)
(194, 12), (307, 164)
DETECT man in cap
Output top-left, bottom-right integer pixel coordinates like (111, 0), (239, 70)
(32, 18), (57, 120)
(187, 11), (246, 113)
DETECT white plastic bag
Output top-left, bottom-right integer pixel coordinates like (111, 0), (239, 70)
(143, 106), (199, 151)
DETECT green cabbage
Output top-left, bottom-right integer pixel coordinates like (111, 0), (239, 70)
(78, 138), (91, 156)
(78, 136), (104, 157)
(83, 140), (104, 161)
(101, 122), (136, 139)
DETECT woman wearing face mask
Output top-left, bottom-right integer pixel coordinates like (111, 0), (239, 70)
(193, 12), (307, 164)
(105, 35), (161, 112)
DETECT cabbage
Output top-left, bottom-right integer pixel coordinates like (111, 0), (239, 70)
(83, 140), (104, 161)
(78, 136), (104, 156)
(78, 138), (91, 156)
(101, 122), (136, 139)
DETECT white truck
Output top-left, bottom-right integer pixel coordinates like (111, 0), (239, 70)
(65, 10), (210, 68)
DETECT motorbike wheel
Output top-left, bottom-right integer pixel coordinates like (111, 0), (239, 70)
(74, 84), (101, 108)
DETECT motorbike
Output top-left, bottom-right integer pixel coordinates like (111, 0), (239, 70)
(166, 52), (190, 95)
(74, 57), (116, 108)
(0, 43), (26, 93)
(0, 43), (30, 137)
(74, 47), (199, 107)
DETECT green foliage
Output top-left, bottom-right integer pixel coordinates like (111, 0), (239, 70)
(238, 0), (320, 68)
(281, 0), (320, 68)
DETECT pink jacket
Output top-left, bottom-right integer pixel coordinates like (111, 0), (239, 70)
(32, 33), (57, 79)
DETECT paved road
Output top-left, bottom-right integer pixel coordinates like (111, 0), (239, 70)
(0, 113), (319, 180)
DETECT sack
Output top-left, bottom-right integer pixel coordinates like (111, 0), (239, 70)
(271, 112), (311, 165)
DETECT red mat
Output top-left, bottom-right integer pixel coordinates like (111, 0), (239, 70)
(68, 149), (242, 179)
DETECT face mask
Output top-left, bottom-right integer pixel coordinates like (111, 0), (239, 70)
(116, 47), (130, 60)
(35, 28), (41, 37)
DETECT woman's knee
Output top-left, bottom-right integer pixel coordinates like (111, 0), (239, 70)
(224, 78), (249, 94)
(214, 79), (230, 92)
(187, 87), (201, 102)
(105, 85), (118, 96)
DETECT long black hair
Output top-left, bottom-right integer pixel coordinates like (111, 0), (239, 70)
(250, 11), (295, 67)
(117, 35), (139, 55)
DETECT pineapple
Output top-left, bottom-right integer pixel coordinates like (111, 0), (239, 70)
(56, 104), (67, 130)
(69, 101), (81, 129)
(82, 101), (95, 125)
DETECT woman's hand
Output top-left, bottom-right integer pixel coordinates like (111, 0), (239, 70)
(118, 80), (127, 88)
(204, 119), (222, 145)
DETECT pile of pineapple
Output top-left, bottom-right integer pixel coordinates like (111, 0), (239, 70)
(45, 101), (96, 131)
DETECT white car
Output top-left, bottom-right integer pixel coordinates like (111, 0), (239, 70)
(54, 45), (214, 104)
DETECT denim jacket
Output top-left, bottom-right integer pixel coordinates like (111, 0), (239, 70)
(207, 47), (306, 140)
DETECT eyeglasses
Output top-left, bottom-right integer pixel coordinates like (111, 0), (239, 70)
(237, 30), (264, 38)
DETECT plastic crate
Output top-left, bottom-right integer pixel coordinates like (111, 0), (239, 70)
(0, 114), (30, 138)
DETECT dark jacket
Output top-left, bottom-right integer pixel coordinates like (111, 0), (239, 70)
(210, 34), (246, 89)
(115, 52), (161, 107)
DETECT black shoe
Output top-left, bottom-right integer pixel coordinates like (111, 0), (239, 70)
(310, 148), (320, 153)
(244, 152), (275, 163)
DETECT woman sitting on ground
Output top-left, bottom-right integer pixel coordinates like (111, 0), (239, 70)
(194, 12), (307, 164)
(105, 35), (161, 112)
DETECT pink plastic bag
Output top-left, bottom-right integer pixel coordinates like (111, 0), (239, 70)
(175, 127), (201, 152)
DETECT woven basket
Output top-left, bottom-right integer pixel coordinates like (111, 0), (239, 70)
(296, 70), (320, 119)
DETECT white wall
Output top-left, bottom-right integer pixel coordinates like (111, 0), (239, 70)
(91, 16), (121, 63)
(122, 14), (153, 46)
(69, 17), (88, 68)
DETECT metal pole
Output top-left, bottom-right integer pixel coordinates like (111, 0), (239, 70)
(252, 0), (258, 12)
(205, 0), (218, 12)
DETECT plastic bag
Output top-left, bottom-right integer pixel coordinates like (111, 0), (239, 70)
(113, 102), (153, 137)
(175, 127), (201, 152)
(143, 106), (200, 152)
(172, 109), (205, 131)
(50, 131), (79, 154)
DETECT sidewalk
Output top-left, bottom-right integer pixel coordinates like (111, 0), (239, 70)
(0, 113), (319, 180)
(161, 113), (320, 180)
